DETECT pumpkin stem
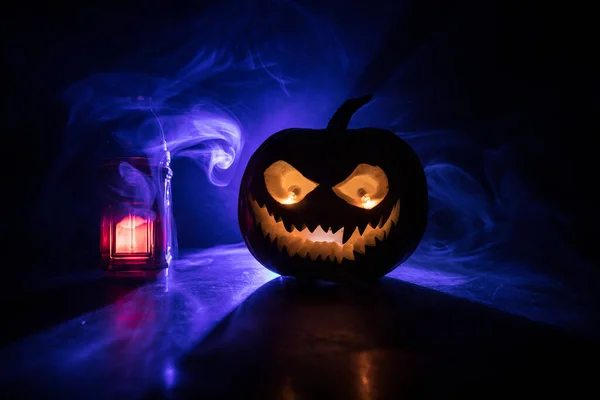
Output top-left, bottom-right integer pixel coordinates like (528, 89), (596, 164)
(326, 94), (374, 131)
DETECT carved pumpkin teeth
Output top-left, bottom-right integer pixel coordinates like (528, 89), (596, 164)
(306, 222), (318, 233)
(329, 222), (344, 236)
(353, 235), (367, 254)
(342, 243), (355, 260)
(357, 224), (367, 236)
(342, 226), (354, 244)
(285, 237), (304, 256)
(369, 214), (382, 230)
(332, 226), (344, 237)
(250, 197), (400, 262)
(283, 219), (294, 233)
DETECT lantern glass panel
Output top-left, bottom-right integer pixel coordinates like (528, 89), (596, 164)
(113, 214), (153, 256)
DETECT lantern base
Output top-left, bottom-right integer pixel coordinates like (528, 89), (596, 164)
(101, 256), (170, 280)
(103, 267), (168, 280)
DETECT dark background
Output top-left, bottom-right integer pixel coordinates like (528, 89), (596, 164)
(2, 0), (597, 287)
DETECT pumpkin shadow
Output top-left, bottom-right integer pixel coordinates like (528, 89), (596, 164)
(160, 277), (597, 399)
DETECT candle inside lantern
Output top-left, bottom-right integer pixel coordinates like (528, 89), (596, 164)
(114, 214), (151, 254)
(99, 156), (173, 277)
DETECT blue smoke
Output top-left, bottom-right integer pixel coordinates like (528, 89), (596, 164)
(36, 0), (591, 328)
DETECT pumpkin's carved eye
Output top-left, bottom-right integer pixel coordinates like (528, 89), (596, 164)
(332, 164), (389, 209)
(264, 160), (319, 205)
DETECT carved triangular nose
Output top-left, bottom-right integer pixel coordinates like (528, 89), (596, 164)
(307, 185), (342, 210)
(300, 186), (350, 231)
(303, 183), (379, 234)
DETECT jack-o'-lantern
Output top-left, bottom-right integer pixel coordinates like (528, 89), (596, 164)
(238, 95), (427, 282)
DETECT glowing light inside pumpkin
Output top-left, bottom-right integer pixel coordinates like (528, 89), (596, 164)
(250, 197), (400, 262)
(281, 185), (302, 204)
(333, 164), (389, 209)
(357, 188), (377, 209)
(264, 161), (318, 205)
(115, 214), (150, 254)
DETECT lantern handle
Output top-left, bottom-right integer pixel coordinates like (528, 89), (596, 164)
(326, 94), (373, 131)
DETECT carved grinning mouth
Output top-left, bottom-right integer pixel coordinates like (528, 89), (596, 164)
(249, 197), (400, 263)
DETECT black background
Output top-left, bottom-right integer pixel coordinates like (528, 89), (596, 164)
(2, 0), (597, 285)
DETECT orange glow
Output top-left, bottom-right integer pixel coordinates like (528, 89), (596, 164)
(264, 160), (319, 205)
(250, 197), (400, 262)
(332, 164), (389, 209)
(356, 351), (373, 400)
(115, 215), (150, 254)
(360, 194), (377, 210)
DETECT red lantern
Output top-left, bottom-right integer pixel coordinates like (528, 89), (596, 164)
(100, 155), (174, 278)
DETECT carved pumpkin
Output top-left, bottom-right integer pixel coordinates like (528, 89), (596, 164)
(238, 95), (427, 282)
